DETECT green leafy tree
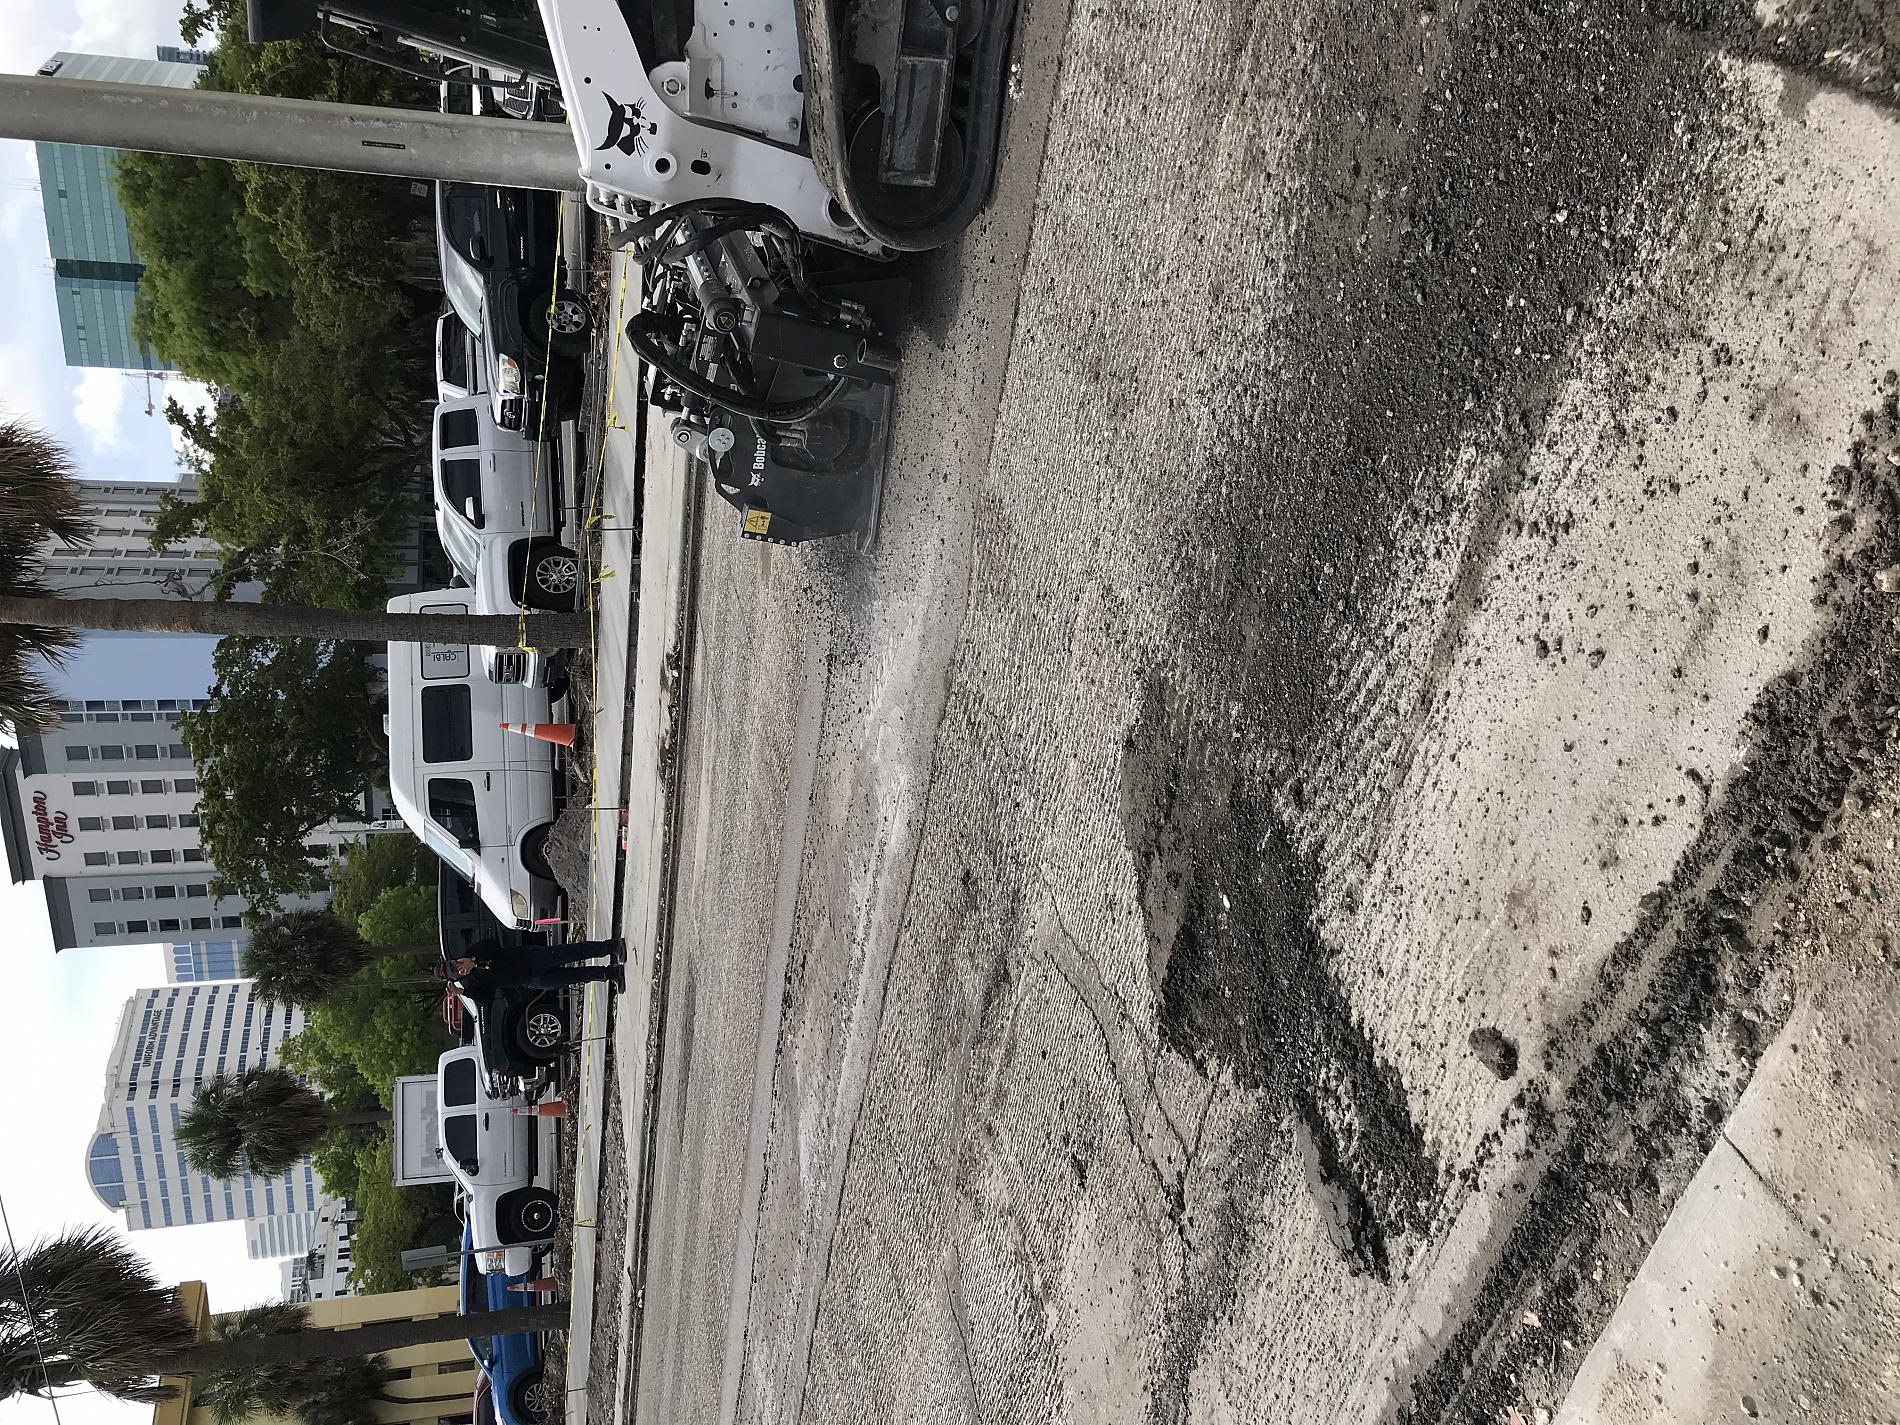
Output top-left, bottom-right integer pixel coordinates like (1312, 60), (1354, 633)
(177, 1066), (387, 1180)
(328, 833), (434, 928)
(179, 641), (385, 909)
(358, 884), (440, 950)
(345, 1134), (459, 1293)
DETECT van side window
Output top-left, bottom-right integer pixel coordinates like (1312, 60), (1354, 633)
(420, 686), (474, 764)
(429, 778), (481, 848)
(441, 458), (485, 528)
(438, 407), (479, 450)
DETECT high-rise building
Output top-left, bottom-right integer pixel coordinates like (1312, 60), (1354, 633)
(154, 45), (214, 66)
(245, 1212), (315, 1259)
(41, 478), (227, 601)
(169, 940), (246, 982)
(34, 51), (205, 371)
(84, 981), (319, 1233)
(0, 633), (397, 951)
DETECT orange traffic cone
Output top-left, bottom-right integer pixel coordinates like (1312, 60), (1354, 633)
(500, 720), (577, 747)
(508, 1276), (559, 1293)
(510, 1100), (568, 1119)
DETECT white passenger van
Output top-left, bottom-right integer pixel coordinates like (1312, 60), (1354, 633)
(386, 590), (564, 929)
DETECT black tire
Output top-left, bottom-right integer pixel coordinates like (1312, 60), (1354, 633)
(509, 1369), (557, 1425)
(503, 1187), (558, 1243)
(532, 287), (591, 355)
(520, 823), (557, 881)
(523, 542), (580, 612)
(512, 1002), (567, 1065)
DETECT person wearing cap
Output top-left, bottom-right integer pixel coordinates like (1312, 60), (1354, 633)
(438, 936), (626, 995)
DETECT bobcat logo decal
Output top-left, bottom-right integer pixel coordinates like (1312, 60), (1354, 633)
(596, 94), (655, 157)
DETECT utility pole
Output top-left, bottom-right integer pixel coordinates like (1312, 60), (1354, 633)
(0, 75), (583, 191)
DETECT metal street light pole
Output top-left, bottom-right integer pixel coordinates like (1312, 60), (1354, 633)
(0, 74), (583, 191)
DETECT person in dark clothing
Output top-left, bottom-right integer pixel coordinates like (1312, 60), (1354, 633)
(439, 936), (626, 994)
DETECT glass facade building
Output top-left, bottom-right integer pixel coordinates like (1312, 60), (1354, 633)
(34, 51), (206, 371)
(85, 982), (320, 1236)
(170, 939), (246, 982)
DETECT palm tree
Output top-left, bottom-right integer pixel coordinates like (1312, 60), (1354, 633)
(0, 418), (100, 731)
(1, 1227), (567, 1408)
(0, 420), (586, 689)
(190, 1305), (324, 1424)
(246, 908), (439, 1009)
(176, 1065), (387, 1180)
(0, 1224), (196, 1403)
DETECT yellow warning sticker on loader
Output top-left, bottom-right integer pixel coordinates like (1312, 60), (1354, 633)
(742, 508), (773, 537)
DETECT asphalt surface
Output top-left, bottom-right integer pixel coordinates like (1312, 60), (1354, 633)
(607, 1), (1900, 1423)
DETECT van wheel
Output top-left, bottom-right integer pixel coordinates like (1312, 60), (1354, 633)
(521, 824), (557, 882)
(524, 543), (580, 612)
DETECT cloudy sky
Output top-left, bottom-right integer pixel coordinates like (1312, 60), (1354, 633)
(1, 9), (287, 1425)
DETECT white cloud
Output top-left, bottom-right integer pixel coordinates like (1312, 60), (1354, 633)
(0, 338), (61, 436)
(72, 366), (130, 452)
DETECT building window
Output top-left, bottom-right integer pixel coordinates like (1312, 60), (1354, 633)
(120, 887), (145, 902)
(167, 744), (189, 760)
(78, 817), (103, 832)
(140, 780), (165, 794)
(135, 745), (159, 760)
(123, 920), (149, 934)
(128, 712), (154, 723)
(219, 916), (242, 929)
(99, 746), (124, 761)
(93, 921), (117, 936)
(106, 781), (131, 796)
(144, 815), (170, 830)
(158, 919), (180, 933)
(150, 850), (175, 864)
(88, 889), (111, 904)
(73, 782), (97, 796)
(186, 884), (208, 899)
(183, 849), (205, 863)
(66, 746), (91, 762)
(116, 852), (141, 866)
(174, 778), (197, 793)
(83, 852), (109, 867)
(179, 815), (199, 829)
(189, 917), (212, 931)
(154, 885), (177, 900)
(111, 816), (136, 831)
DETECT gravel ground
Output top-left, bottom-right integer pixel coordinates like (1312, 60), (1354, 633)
(596, 0), (1900, 1423)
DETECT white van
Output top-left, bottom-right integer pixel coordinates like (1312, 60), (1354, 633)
(386, 590), (564, 929)
(432, 394), (579, 687)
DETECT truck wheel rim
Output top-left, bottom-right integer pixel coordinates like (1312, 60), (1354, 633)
(551, 298), (588, 334)
(527, 1011), (562, 1047)
(521, 1199), (553, 1233)
(535, 555), (579, 594)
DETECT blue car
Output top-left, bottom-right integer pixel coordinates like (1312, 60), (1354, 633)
(460, 1220), (556, 1425)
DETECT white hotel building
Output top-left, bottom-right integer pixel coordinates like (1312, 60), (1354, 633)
(85, 980), (321, 1239)
(0, 633), (396, 950)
